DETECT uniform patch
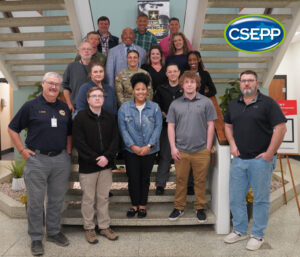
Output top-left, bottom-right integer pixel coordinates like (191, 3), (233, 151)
(59, 110), (66, 116)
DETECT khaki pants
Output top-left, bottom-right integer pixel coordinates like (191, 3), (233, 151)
(174, 149), (211, 210)
(79, 169), (112, 230)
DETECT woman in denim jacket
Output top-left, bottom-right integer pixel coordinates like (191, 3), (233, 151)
(118, 73), (162, 218)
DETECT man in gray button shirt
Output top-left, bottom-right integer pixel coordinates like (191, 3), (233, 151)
(167, 70), (217, 222)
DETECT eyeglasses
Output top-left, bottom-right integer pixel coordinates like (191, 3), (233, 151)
(80, 48), (92, 51)
(89, 95), (104, 99)
(44, 81), (60, 87)
(240, 79), (256, 83)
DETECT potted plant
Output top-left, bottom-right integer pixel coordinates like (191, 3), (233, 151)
(8, 159), (26, 191)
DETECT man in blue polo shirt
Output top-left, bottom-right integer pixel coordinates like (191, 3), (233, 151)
(223, 70), (287, 251)
(8, 72), (72, 256)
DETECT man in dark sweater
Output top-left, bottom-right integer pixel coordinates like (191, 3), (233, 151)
(73, 87), (119, 244)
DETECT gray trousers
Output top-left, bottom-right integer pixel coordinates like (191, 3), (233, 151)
(156, 126), (194, 188)
(24, 151), (71, 241)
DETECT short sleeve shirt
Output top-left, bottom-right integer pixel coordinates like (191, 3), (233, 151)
(9, 95), (72, 152)
(167, 93), (217, 153)
(224, 92), (287, 159)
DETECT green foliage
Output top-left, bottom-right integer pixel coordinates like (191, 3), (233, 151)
(27, 82), (43, 100)
(7, 159), (26, 178)
(219, 80), (241, 116)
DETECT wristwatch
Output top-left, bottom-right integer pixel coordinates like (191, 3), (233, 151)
(147, 144), (154, 149)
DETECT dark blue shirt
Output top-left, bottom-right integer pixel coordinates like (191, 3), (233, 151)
(75, 81), (117, 115)
(9, 95), (72, 152)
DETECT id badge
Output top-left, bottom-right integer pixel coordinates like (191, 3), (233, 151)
(51, 117), (57, 127)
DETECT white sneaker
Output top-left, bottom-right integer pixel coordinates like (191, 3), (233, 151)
(246, 236), (264, 251)
(224, 231), (248, 244)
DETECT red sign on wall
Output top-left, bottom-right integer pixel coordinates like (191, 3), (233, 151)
(276, 100), (297, 116)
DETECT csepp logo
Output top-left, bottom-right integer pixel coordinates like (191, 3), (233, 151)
(224, 15), (285, 53)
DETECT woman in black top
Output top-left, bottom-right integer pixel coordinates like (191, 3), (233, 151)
(187, 51), (217, 97)
(141, 45), (167, 93)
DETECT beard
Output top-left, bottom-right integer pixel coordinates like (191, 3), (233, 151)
(241, 87), (257, 97)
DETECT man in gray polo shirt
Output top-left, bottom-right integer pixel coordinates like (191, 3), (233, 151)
(167, 70), (217, 222)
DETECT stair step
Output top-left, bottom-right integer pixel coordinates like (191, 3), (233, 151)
(205, 14), (292, 24)
(69, 171), (177, 183)
(202, 30), (224, 38)
(0, 16), (69, 27)
(61, 202), (216, 226)
(0, 0), (65, 12)
(208, 68), (267, 74)
(0, 32), (73, 41)
(6, 58), (74, 66)
(65, 189), (211, 203)
(207, 0), (298, 8)
(18, 81), (43, 87)
(202, 56), (271, 63)
(0, 45), (77, 54)
(12, 70), (64, 76)
(200, 44), (235, 51)
(212, 78), (238, 84)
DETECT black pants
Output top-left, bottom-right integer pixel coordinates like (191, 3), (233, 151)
(124, 150), (156, 206)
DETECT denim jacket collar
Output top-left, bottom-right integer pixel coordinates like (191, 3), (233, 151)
(128, 98), (151, 110)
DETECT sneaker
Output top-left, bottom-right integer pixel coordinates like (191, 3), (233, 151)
(47, 232), (69, 247)
(187, 186), (194, 195)
(168, 208), (184, 221)
(224, 231), (248, 244)
(196, 209), (207, 223)
(99, 227), (119, 241)
(156, 186), (164, 195)
(85, 229), (98, 244)
(31, 240), (44, 256)
(246, 236), (264, 251)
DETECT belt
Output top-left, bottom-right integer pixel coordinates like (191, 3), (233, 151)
(28, 147), (62, 157)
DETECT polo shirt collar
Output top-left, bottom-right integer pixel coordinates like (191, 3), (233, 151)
(183, 92), (203, 101)
(39, 94), (58, 106)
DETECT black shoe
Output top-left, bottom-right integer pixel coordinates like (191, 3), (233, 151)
(31, 240), (44, 256)
(187, 186), (194, 195)
(196, 209), (207, 223)
(155, 186), (164, 195)
(168, 208), (184, 221)
(126, 208), (138, 217)
(137, 209), (147, 218)
(47, 232), (69, 247)
(109, 191), (113, 197)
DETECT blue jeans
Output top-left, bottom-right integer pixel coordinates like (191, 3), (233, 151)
(229, 155), (276, 238)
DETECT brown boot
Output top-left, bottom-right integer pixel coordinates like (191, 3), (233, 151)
(99, 227), (119, 241)
(85, 229), (98, 244)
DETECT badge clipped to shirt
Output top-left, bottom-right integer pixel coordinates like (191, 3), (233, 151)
(51, 116), (57, 127)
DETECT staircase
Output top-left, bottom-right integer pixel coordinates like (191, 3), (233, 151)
(0, 0), (81, 89)
(62, 164), (216, 226)
(186, 0), (300, 88)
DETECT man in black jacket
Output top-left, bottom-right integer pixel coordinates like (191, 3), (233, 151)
(73, 87), (119, 244)
(153, 63), (182, 195)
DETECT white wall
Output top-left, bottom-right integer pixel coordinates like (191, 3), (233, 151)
(276, 40), (300, 153)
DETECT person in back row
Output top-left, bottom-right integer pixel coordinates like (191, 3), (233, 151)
(97, 16), (119, 56)
(63, 42), (93, 113)
(159, 17), (193, 58)
(75, 31), (106, 66)
(106, 28), (147, 89)
(142, 45), (167, 93)
(166, 32), (190, 75)
(134, 13), (158, 52)
(187, 51), (217, 97)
